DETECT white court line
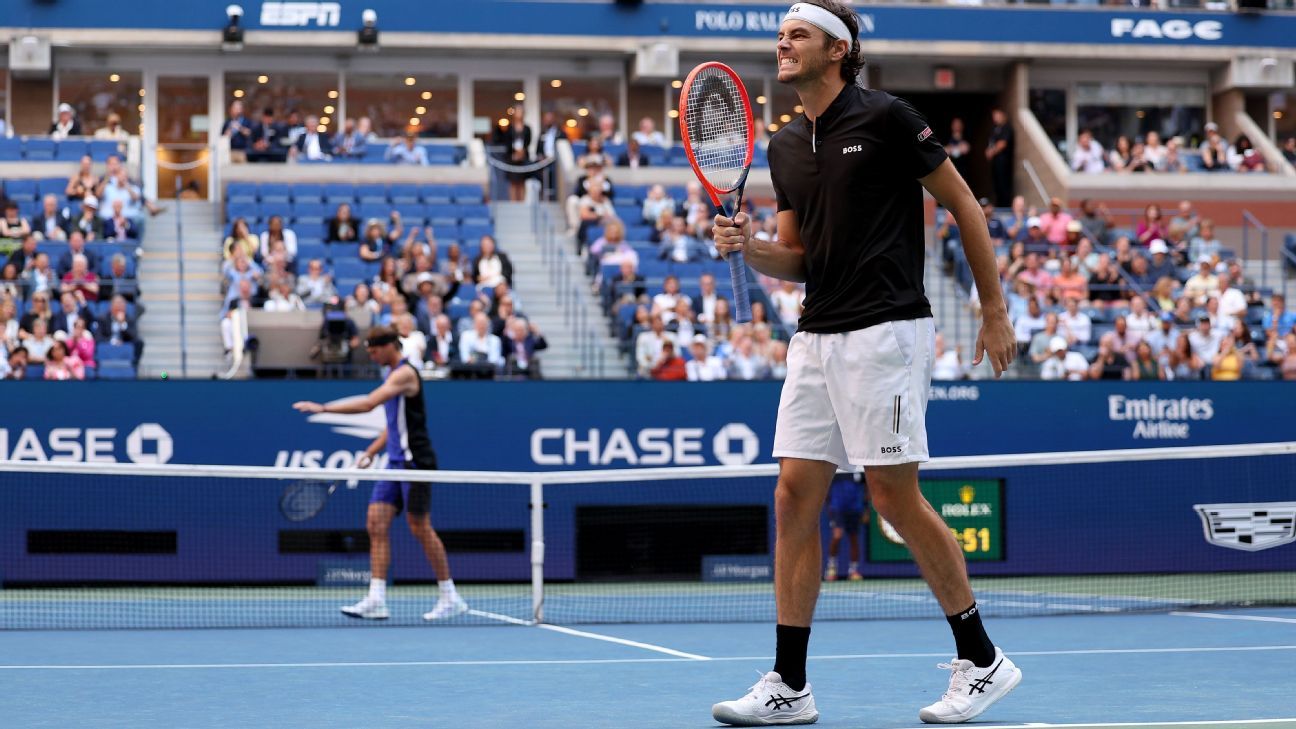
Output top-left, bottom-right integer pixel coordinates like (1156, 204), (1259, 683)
(1172, 611), (1296, 625)
(467, 608), (711, 661)
(893, 719), (1296, 729)
(3, 643), (1292, 671)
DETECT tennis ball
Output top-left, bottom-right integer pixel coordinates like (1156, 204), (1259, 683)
(160, 371), (169, 380)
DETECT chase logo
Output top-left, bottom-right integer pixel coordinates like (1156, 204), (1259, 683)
(1194, 502), (1296, 552)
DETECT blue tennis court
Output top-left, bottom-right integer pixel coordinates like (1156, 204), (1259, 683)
(3, 607), (1295, 728)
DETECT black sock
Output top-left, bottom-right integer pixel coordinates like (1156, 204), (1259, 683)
(946, 603), (996, 668)
(773, 624), (811, 691)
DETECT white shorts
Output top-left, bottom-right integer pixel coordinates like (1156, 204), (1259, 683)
(772, 318), (934, 468)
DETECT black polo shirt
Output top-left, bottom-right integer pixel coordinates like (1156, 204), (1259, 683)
(769, 85), (947, 334)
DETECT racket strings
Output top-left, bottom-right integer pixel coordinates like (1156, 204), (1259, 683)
(684, 68), (750, 191)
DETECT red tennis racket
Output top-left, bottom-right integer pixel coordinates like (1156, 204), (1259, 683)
(678, 62), (755, 323)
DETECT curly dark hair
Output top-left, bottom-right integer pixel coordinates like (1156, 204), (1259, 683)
(801, 0), (866, 84)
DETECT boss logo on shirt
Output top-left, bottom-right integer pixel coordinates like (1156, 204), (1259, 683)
(842, 144), (863, 155)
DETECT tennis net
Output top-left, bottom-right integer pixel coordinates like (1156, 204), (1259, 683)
(2, 441), (1293, 630)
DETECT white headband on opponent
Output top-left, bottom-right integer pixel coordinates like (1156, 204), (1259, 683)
(783, 3), (853, 44)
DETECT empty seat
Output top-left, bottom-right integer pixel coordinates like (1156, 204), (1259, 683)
(451, 184), (484, 204)
(290, 183), (323, 203)
(0, 138), (23, 160)
(226, 182), (258, 202)
(24, 138), (57, 160)
(356, 184), (389, 205)
(389, 184), (421, 204)
(88, 140), (122, 162)
(422, 185), (455, 204)
(260, 183), (291, 202)
(96, 362), (136, 379)
(4, 179), (39, 201)
(38, 177), (69, 199)
(55, 140), (90, 161)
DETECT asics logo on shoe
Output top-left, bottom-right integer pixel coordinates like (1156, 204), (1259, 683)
(765, 692), (810, 710)
(967, 660), (1002, 695)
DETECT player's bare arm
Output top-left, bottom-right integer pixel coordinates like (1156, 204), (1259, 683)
(919, 159), (1015, 376)
(712, 210), (807, 283)
(292, 367), (417, 414)
(357, 428), (388, 469)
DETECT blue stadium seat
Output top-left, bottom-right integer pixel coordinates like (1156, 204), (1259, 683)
(432, 223), (462, 240)
(97, 343), (135, 365)
(641, 146), (669, 166)
(335, 277), (362, 294)
(26, 364), (45, 380)
(97, 362), (136, 379)
(450, 284), (478, 304)
(667, 146), (691, 167)
(260, 183), (291, 203)
(322, 183), (356, 206)
(389, 184), (421, 204)
(459, 223), (493, 241)
(626, 225), (654, 241)
(424, 204), (460, 224)
(451, 184), (484, 204)
(570, 141), (588, 158)
(352, 204), (389, 225)
(332, 259), (369, 282)
(88, 140), (121, 162)
(0, 138), (23, 160)
(290, 201), (330, 220)
(356, 184), (389, 205)
(613, 204), (641, 223)
(605, 143), (627, 160)
(422, 185), (454, 204)
(458, 204), (491, 221)
(55, 140), (89, 161)
(19, 200), (41, 219)
(292, 216), (326, 234)
(393, 204), (426, 226)
(226, 201), (259, 222)
(296, 243), (329, 263)
(4, 179), (38, 201)
(361, 145), (388, 164)
(290, 183), (323, 203)
(38, 177), (68, 199)
(427, 147), (460, 165)
(226, 182), (258, 202)
(260, 203), (292, 221)
(24, 138), (57, 160)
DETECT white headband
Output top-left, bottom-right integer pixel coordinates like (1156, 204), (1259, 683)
(784, 3), (853, 44)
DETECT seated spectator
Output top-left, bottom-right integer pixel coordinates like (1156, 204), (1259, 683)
(458, 312), (504, 370)
(579, 137), (615, 170)
(1059, 298), (1093, 343)
(635, 314), (668, 377)
(1108, 135), (1133, 172)
(1070, 129), (1106, 173)
(359, 220), (393, 263)
(222, 100), (253, 163)
(503, 317), (547, 379)
(323, 201), (359, 243)
(931, 333), (965, 380)
(1210, 334), (1244, 380)
(687, 273), (719, 324)
(769, 279), (804, 332)
(260, 215), (298, 263)
(588, 220), (640, 281)
(1013, 297), (1046, 352)
(223, 217), (258, 261)
(609, 259), (647, 307)
(248, 108), (289, 163)
(1262, 294), (1296, 335)
(1216, 271), (1247, 323)
(1125, 254), (1157, 294)
(617, 138), (649, 169)
(66, 156), (99, 201)
(427, 314), (457, 367)
(633, 116), (667, 148)
(223, 251), (264, 301)
(57, 231), (98, 279)
(1143, 132), (1167, 170)
(1088, 332), (1130, 380)
(1125, 296), (1155, 341)
(19, 291), (52, 334)
(650, 339), (687, 381)
(1016, 250), (1052, 293)
(292, 115), (330, 161)
(1199, 123), (1229, 171)
(1071, 237), (1098, 279)
(1283, 136), (1296, 165)
(104, 200), (139, 241)
(1273, 332), (1296, 380)
(727, 333), (770, 381)
(94, 112), (130, 142)
(1027, 313), (1063, 369)
(686, 336), (727, 381)
(71, 195), (104, 241)
(1135, 204), (1166, 247)
(0, 296), (18, 350)
(22, 253), (57, 301)
(370, 256), (404, 304)
(50, 291), (84, 335)
(651, 275), (691, 324)
(641, 185), (675, 227)
(1040, 336), (1089, 380)
(0, 201), (32, 242)
(25, 318), (55, 364)
(345, 281), (381, 329)
(668, 299), (703, 349)
(1053, 257), (1088, 303)
(42, 337), (85, 380)
(1003, 196), (1029, 242)
(658, 216), (706, 263)
(49, 102), (83, 139)
(490, 295), (520, 339)
(97, 158), (161, 219)
(1182, 256), (1218, 306)
(60, 256), (99, 304)
(68, 315), (96, 369)
(386, 131), (429, 165)
(1188, 219), (1222, 262)
(330, 118), (361, 158)
(0, 264), (20, 301)
(1230, 134), (1266, 173)
(709, 298), (734, 347)
(473, 235), (513, 289)
(1143, 240), (1175, 283)
(594, 113), (624, 145)
(1128, 340), (1165, 380)
(1188, 315), (1222, 368)
(393, 313), (427, 369)
(263, 276), (305, 312)
(32, 195), (72, 242)
(1161, 137), (1187, 173)
(978, 197), (1006, 248)
(1144, 311), (1178, 360)
(1148, 276), (1177, 312)
(575, 179), (616, 253)
(2, 345), (27, 379)
(1021, 217), (1049, 250)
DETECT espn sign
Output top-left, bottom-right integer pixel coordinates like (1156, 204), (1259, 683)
(261, 2), (341, 27)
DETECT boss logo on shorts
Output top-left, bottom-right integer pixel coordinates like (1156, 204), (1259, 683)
(880, 445), (904, 455)
(842, 144), (863, 155)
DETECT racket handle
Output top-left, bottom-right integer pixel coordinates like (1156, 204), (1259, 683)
(728, 251), (752, 323)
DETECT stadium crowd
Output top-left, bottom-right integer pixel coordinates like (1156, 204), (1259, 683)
(941, 196), (1296, 381)
(1069, 124), (1282, 174)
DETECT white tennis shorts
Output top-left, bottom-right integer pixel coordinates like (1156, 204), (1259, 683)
(772, 317), (934, 468)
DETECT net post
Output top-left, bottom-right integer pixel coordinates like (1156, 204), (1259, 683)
(530, 479), (545, 624)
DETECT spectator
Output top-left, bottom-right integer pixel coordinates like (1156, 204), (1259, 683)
(503, 317), (547, 379)
(574, 157), (615, 202)
(680, 337), (722, 382)
(0, 201), (32, 242)
(492, 106), (532, 202)
(32, 195), (72, 242)
(1004, 196), (1029, 242)
(944, 117), (971, 181)
(223, 252), (264, 304)
(358, 220), (392, 263)
(1170, 200), (1200, 240)
(1230, 134), (1266, 173)
(56, 231), (98, 279)
(1013, 296), (1046, 353)
(1143, 131), (1167, 170)
(579, 137), (615, 170)
(1188, 315), (1223, 368)
(1059, 297), (1092, 344)
(6, 234), (38, 275)
(385, 131), (429, 165)
(223, 217), (259, 261)
(99, 254), (138, 303)
(1216, 271), (1247, 323)
(1199, 122), (1229, 171)
(769, 279), (804, 332)
(391, 313), (427, 369)
(1148, 276), (1177, 313)
(931, 332), (965, 380)
(1275, 332), (1296, 380)
(1262, 294), (1296, 334)
(60, 255), (99, 304)
(1135, 204), (1167, 247)
(327, 203), (359, 243)
(658, 216), (706, 263)
(1128, 141), (1152, 173)
(1088, 332), (1130, 380)
(632, 116), (667, 148)
(1188, 219), (1222, 262)
(49, 103), (83, 140)
(1128, 340), (1165, 380)
(1040, 336), (1089, 380)
(19, 291), (52, 334)
(248, 108), (289, 163)
(1016, 250), (1052, 293)
(575, 179), (615, 254)
(222, 100), (253, 163)
(1161, 138), (1187, 173)
(292, 115), (330, 161)
(22, 253), (57, 301)
(1027, 313), (1063, 368)
(1210, 334), (1244, 380)
(651, 275), (691, 324)
(1183, 256), (1219, 306)
(595, 113), (624, 145)
(1125, 296), (1155, 340)
(66, 155), (98, 201)
(473, 235), (513, 289)
(617, 138), (649, 169)
(103, 200), (138, 241)
(0, 264), (20, 301)
(25, 318), (55, 364)
(370, 256), (403, 303)
(264, 276), (305, 312)
(42, 337), (85, 380)
(51, 291), (84, 335)
(1144, 311), (1178, 359)
(426, 314), (457, 366)
(329, 118), (357, 158)
(647, 339), (686, 380)
(1070, 129), (1106, 174)
(641, 185), (675, 227)
(68, 315), (96, 369)
(94, 112), (130, 142)
(1, 345), (26, 379)
(1053, 257), (1088, 303)
(458, 312), (504, 370)
(259, 215), (298, 263)
(97, 156), (161, 219)
(1144, 240), (1175, 283)
(986, 108), (1014, 207)
(1108, 135), (1133, 172)
(588, 220), (639, 281)
(0, 295), (18, 350)
(1021, 217), (1049, 250)
(72, 196), (103, 241)
(727, 333), (770, 381)
(635, 314), (668, 377)
(977, 197), (1006, 248)
(1282, 136), (1296, 165)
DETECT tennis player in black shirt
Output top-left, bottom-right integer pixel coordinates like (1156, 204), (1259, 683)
(710, 2), (1019, 725)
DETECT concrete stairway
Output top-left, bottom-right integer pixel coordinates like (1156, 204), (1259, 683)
(491, 201), (625, 379)
(136, 202), (226, 379)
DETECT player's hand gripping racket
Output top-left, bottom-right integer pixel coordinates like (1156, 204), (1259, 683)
(679, 62), (755, 323)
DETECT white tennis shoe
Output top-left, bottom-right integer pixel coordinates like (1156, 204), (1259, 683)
(919, 647), (1022, 723)
(423, 594), (469, 621)
(340, 596), (389, 620)
(712, 671), (818, 726)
